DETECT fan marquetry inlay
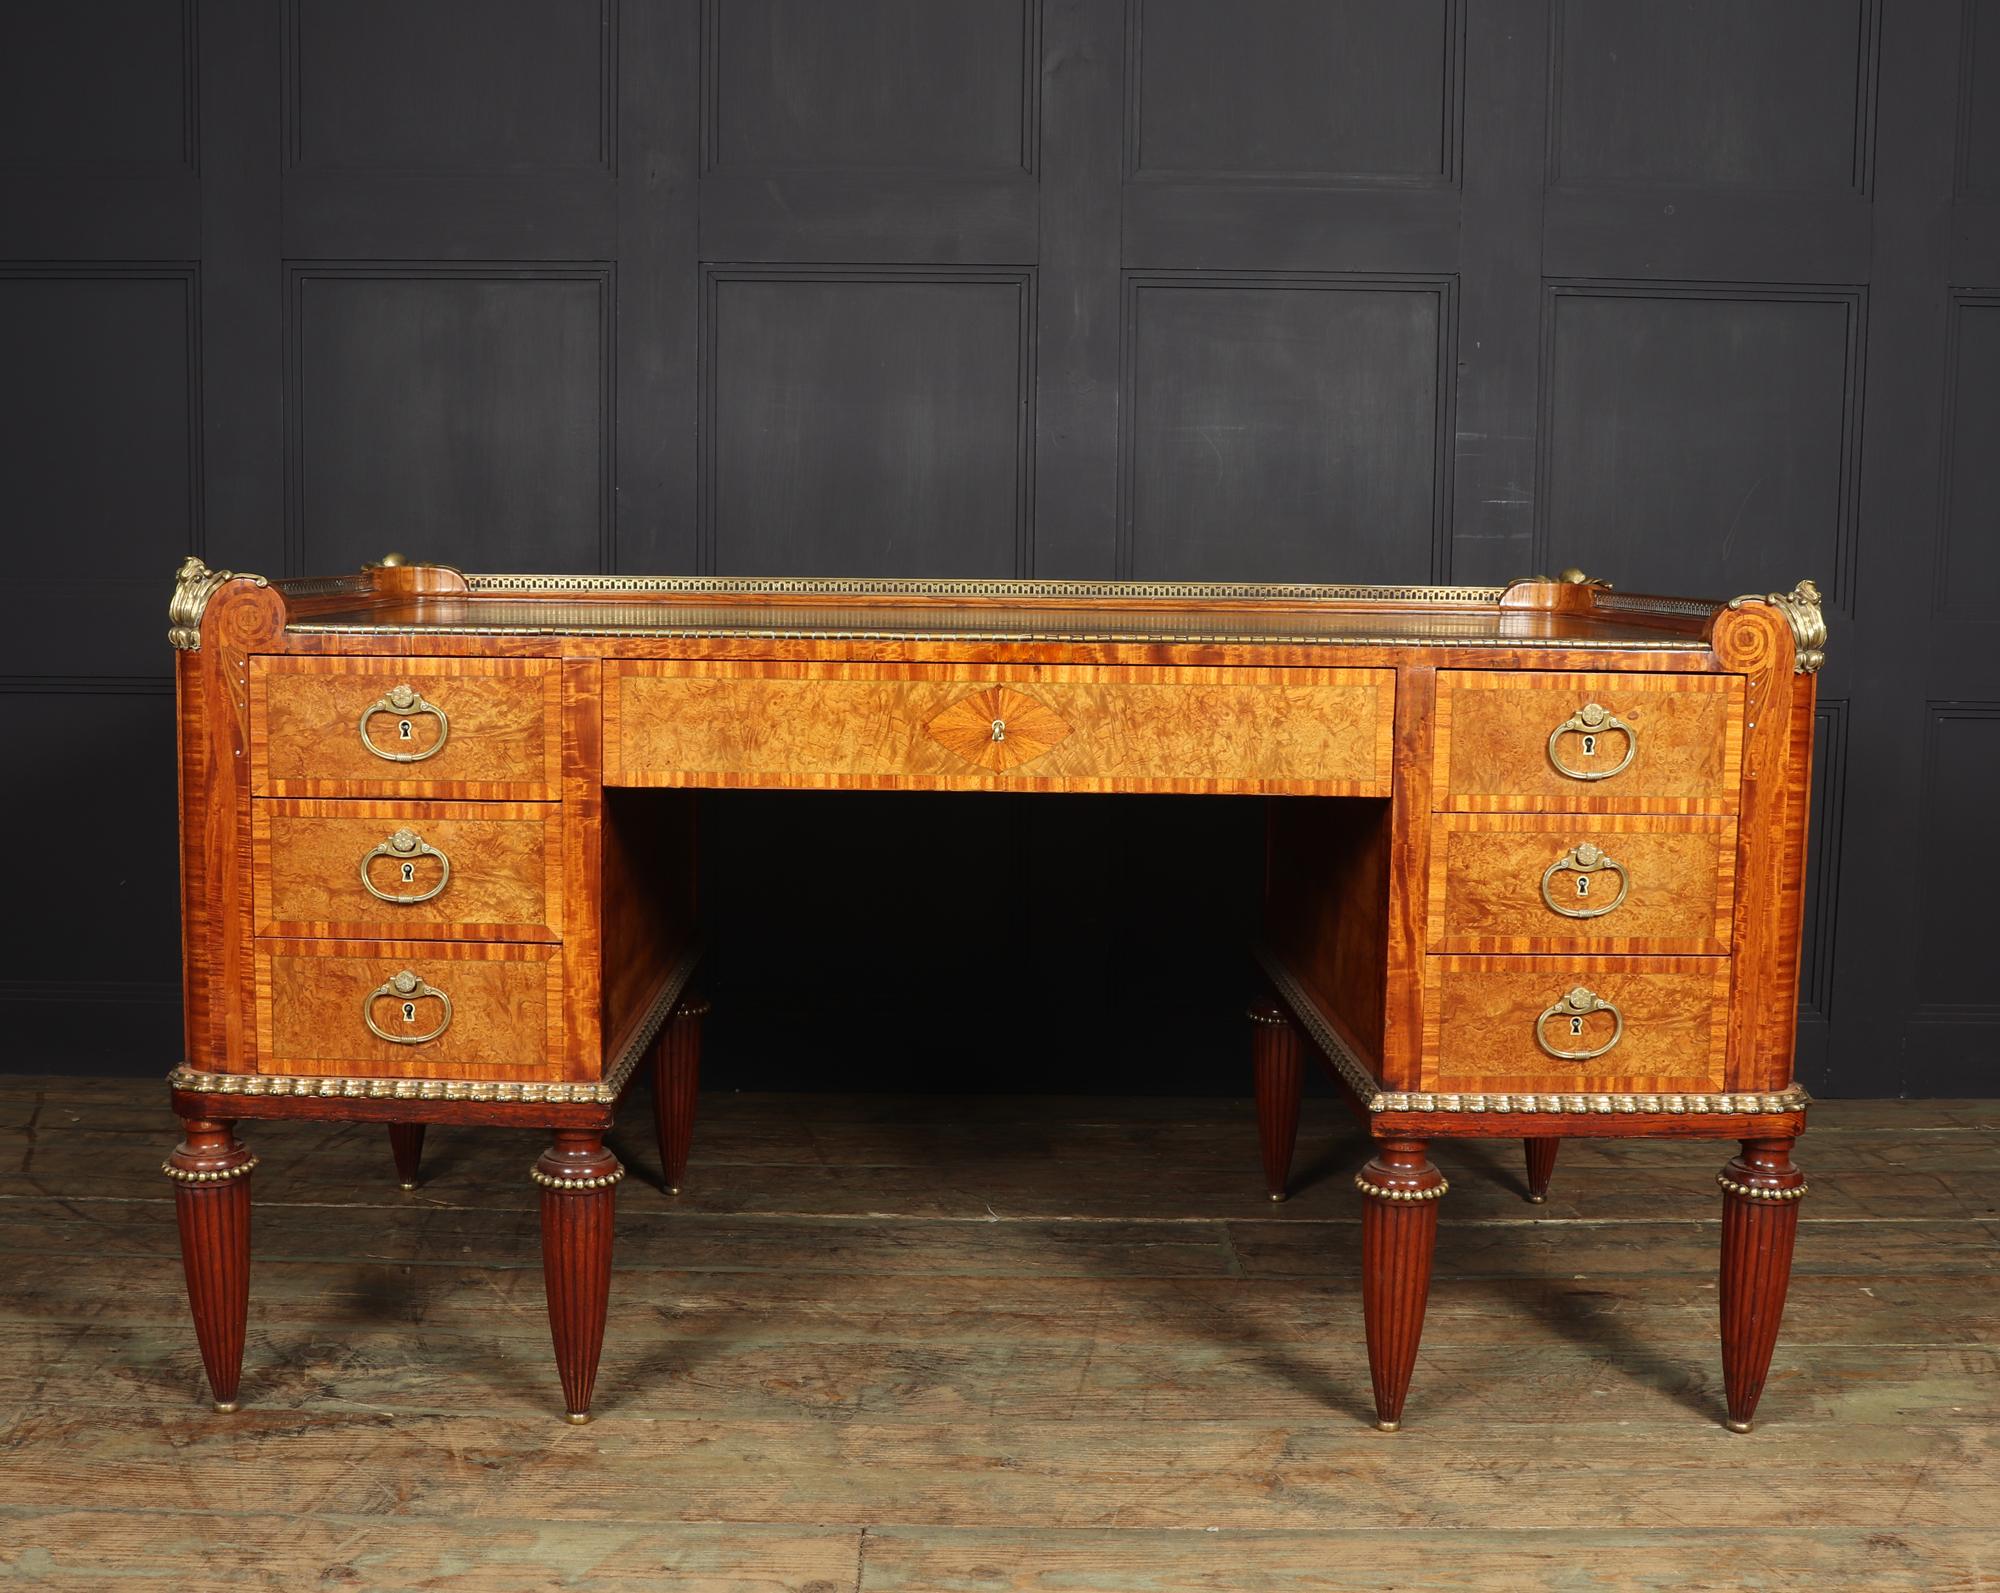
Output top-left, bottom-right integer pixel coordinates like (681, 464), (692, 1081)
(925, 686), (1073, 772)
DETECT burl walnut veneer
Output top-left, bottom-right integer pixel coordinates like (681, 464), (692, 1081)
(166, 557), (1825, 1431)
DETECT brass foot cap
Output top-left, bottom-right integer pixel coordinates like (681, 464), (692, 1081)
(564, 1411), (592, 1426)
(1525, 1192), (1548, 1205)
(212, 1400), (239, 1414)
(1268, 1190), (1288, 1203)
(399, 1180), (419, 1192)
(667, 1185), (681, 1196)
(1724, 1418), (1753, 1434)
(1374, 1419), (1401, 1433)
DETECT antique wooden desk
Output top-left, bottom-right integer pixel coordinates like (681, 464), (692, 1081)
(165, 558), (1824, 1431)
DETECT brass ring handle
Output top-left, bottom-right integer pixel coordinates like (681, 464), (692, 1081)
(358, 683), (449, 763)
(359, 828), (451, 906)
(1546, 701), (1635, 781)
(1539, 842), (1630, 920)
(1535, 985), (1623, 1062)
(363, 968), (453, 1046)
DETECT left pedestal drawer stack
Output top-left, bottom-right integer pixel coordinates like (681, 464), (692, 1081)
(246, 656), (569, 1083)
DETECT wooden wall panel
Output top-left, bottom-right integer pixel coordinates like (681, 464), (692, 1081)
(1911, 705), (2000, 1031)
(706, 0), (1033, 173)
(1937, 294), (2000, 617)
(1, 0), (1991, 1095)
(1541, 285), (1861, 604)
(1551, 0), (1877, 190)
(1130, 0), (1457, 183)
(0, 269), (199, 679)
(702, 269), (1034, 576)
(286, 266), (611, 574)
(1123, 276), (1451, 581)
(0, 0), (195, 171)
(284, 0), (611, 173)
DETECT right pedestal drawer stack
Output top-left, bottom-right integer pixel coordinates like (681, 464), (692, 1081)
(1423, 671), (1747, 1096)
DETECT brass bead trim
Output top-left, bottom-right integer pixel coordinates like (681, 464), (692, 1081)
(462, 573), (1512, 603)
(1355, 1174), (1449, 1203)
(530, 1164), (625, 1192)
(1717, 1174), (1809, 1202)
(673, 996), (713, 1021)
(169, 942), (702, 1107)
(1254, 946), (1812, 1119)
(162, 1155), (259, 1185)
(1245, 1006), (1291, 1027)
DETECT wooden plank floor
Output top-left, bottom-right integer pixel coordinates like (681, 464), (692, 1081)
(1, 1079), (1995, 1591)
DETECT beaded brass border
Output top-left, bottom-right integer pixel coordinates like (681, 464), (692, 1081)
(167, 942), (702, 1106)
(162, 1155), (259, 1185)
(461, 573), (1512, 602)
(529, 1165), (626, 1192)
(1717, 1174), (1809, 1202)
(1254, 946), (1811, 1119)
(1355, 1175), (1450, 1203)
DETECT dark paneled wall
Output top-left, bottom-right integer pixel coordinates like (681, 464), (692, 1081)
(3, 0), (1995, 1096)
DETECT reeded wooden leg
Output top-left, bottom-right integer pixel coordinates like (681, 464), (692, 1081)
(165, 1118), (255, 1413)
(1523, 1136), (1559, 1204)
(1248, 998), (1304, 1202)
(535, 1131), (621, 1423)
(1718, 1136), (1807, 1433)
(388, 1123), (426, 1190)
(1357, 1138), (1447, 1432)
(653, 994), (708, 1195)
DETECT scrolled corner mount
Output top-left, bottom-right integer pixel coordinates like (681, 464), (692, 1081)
(168, 555), (268, 651)
(1727, 578), (1827, 675)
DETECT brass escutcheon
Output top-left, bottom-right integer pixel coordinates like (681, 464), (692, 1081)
(1535, 985), (1623, 1062)
(359, 827), (451, 906)
(1539, 841), (1630, 920)
(364, 968), (453, 1046)
(359, 683), (450, 763)
(1547, 701), (1636, 781)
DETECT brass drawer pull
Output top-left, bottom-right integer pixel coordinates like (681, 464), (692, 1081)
(364, 968), (453, 1046)
(1539, 842), (1630, 920)
(1535, 985), (1623, 1061)
(1547, 701), (1635, 781)
(359, 828), (451, 906)
(359, 683), (450, 763)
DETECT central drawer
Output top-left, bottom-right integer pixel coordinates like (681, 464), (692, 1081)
(606, 661), (1397, 794)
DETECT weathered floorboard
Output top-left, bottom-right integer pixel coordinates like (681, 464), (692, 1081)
(0, 1079), (1994, 1590)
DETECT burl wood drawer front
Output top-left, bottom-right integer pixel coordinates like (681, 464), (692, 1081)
(252, 799), (562, 942)
(254, 939), (565, 1079)
(1426, 813), (1737, 956)
(1421, 955), (1730, 1095)
(250, 656), (561, 799)
(1434, 671), (1744, 813)
(606, 662), (1396, 795)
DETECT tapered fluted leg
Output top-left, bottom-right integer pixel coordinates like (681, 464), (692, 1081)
(535, 1131), (621, 1423)
(388, 1123), (426, 1190)
(1718, 1137), (1807, 1433)
(653, 994), (708, 1195)
(1523, 1137), (1559, 1204)
(1358, 1138), (1446, 1432)
(166, 1119), (255, 1412)
(1248, 999), (1304, 1201)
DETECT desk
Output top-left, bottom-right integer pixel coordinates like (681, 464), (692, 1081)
(164, 559), (1825, 1430)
